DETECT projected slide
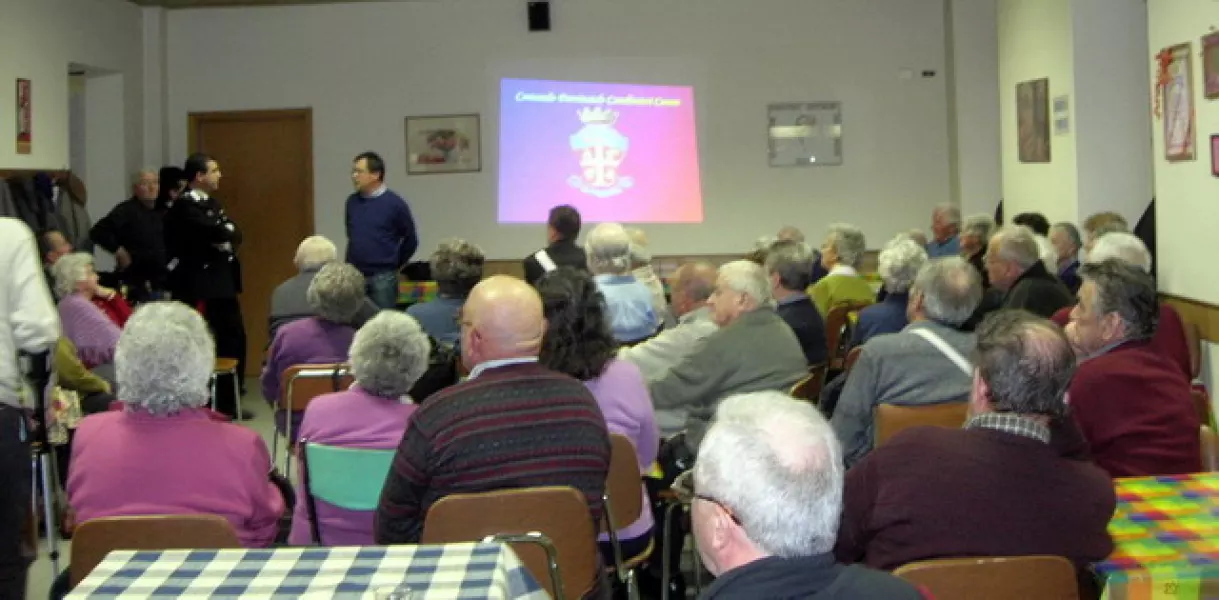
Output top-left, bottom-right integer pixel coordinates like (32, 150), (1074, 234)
(498, 78), (703, 223)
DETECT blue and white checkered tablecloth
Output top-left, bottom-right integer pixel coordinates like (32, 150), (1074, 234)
(66, 542), (549, 599)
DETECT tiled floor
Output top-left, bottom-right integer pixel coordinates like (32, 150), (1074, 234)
(25, 379), (275, 600)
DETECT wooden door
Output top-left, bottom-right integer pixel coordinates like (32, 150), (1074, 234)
(189, 109), (313, 376)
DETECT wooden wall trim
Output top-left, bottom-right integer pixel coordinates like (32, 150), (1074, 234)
(1161, 293), (1219, 342)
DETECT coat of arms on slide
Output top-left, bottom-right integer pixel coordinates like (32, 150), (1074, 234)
(568, 107), (633, 198)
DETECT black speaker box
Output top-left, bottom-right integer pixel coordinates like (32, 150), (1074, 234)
(528, 1), (551, 32)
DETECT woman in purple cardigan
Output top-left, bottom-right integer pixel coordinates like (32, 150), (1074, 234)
(51, 252), (121, 369)
(261, 262), (368, 440)
(289, 311), (431, 545)
(537, 267), (660, 561)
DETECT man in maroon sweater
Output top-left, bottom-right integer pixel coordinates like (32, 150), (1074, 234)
(836, 310), (1115, 572)
(1065, 260), (1201, 477)
(374, 276), (611, 550)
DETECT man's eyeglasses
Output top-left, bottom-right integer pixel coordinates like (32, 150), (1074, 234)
(672, 470), (742, 525)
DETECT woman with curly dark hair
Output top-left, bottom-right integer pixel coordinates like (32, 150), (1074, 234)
(536, 267), (659, 562)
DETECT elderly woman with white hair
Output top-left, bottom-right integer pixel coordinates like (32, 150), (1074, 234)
(585, 222), (660, 343)
(289, 311), (431, 546)
(66, 302), (284, 548)
(51, 252), (129, 369)
(852, 237), (927, 347)
(269, 235), (378, 340)
(406, 238), (484, 347)
(810, 224), (874, 315)
(262, 262), (368, 439)
(625, 227), (670, 327)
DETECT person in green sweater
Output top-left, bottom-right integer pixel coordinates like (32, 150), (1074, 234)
(810, 223), (875, 315)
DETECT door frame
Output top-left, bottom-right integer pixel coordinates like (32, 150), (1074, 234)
(187, 108), (315, 230)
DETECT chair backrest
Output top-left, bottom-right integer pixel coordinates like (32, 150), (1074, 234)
(843, 346), (864, 375)
(421, 486), (599, 600)
(303, 442), (395, 511)
(1193, 389), (1214, 430)
(789, 364), (826, 404)
(602, 434), (644, 533)
(70, 515), (241, 587)
(281, 363), (354, 411)
(894, 555), (1079, 600)
(1202, 425), (1219, 471)
(825, 301), (871, 368)
(874, 402), (969, 447)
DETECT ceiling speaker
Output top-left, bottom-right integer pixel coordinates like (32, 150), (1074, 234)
(528, 1), (551, 32)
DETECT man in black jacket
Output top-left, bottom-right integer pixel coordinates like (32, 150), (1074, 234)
(985, 225), (1073, 318)
(164, 153), (248, 418)
(90, 169), (167, 303)
(522, 205), (587, 284)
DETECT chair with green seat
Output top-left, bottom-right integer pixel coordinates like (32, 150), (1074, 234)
(299, 438), (396, 545)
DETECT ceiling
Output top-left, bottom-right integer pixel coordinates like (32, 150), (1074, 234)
(130, 0), (394, 7)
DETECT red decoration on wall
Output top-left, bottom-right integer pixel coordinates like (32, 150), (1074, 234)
(1154, 48), (1175, 119)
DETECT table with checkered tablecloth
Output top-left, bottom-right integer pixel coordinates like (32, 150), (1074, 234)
(1093, 473), (1219, 600)
(67, 542), (548, 599)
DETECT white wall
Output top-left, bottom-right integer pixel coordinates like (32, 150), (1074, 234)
(165, 0), (976, 259)
(949, 0), (1002, 218)
(998, 0), (1078, 224)
(0, 0), (143, 192)
(1148, 0), (1219, 302)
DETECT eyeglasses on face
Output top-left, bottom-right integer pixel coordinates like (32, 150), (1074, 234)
(672, 470), (742, 525)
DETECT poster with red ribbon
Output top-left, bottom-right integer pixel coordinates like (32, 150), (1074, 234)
(16, 78), (31, 154)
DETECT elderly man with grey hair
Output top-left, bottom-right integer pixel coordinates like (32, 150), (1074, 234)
(984, 225), (1073, 318)
(66, 302), (284, 549)
(852, 236), (927, 347)
(288, 311), (432, 545)
(89, 168), (168, 303)
(836, 310), (1115, 572)
(766, 240), (827, 365)
(810, 224), (873, 315)
(269, 235), (377, 340)
(1050, 222), (1083, 293)
(927, 202), (961, 258)
(832, 257), (982, 467)
(262, 262), (369, 439)
(585, 222), (659, 343)
(407, 238), (484, 347)
(690, 391), (922, 599)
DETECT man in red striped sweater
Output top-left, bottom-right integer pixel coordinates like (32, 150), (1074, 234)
(375, 275), (611, 546)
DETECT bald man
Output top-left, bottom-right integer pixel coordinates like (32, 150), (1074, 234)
(375, 276), (612, 550)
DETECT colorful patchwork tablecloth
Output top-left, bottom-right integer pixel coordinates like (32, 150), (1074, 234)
(398, 280), (438, 307)
(1094, 473), (1219, 600)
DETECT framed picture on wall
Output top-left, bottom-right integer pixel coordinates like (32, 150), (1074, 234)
(1016, 78), (1050, 163)
(1162, 43), (1196, 161)
(405, 113), (481, 175)
(1203, 32), (1219, 99)
(1211, 135), (1219, 176)
(15, 79), (31, 155)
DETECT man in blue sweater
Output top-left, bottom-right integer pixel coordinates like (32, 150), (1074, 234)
(345, 151), (418, 309)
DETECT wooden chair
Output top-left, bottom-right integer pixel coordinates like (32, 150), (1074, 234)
(1202, 426), (1219, 472)
(299, 439), (396, 545)
(843, 346), (864, 376)
(602, 435), (650, 599)
(894, 555), (1079, 600)
(789, 364), (826, 404)
(874, 402), (969, 447)
(209, 358), (242, 417)
(422, 486), (600, 600)
(70, 515), (241, 587)
(273, 364), (353, 477)
(825, 301), (871, 370)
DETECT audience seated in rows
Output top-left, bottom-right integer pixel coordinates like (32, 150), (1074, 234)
(1050, 232), (1190, 380)
(925, 203), (960, 259)
(832, 257), (982, 467)
(261, 263), (367, 438)
(810, 224), (874, 315)
(536, 267), (659, 560)
(693, 392), (924, 600)
(406, 238), (484, 347)
(269, 236), (376, 341)
(650, 260), (807, 457)
(1050, 222), (1083, 294)
(835, 310), (1115, 573)
(852, 236), (926, 347)
(765, 240), (827, 365)
(985, 225), (1074, 318)
(289, 311), (430, 546)
(67, 302), (285, 548)
(51, 253), (125, 371)
(523, 204), (587, 284)
(618, 261), (719, 436)
(1064, 259), (1201, 477)
(959, 214), (995, 289)
(374, 276), (611, 544)
(585, 222), (660, 343)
